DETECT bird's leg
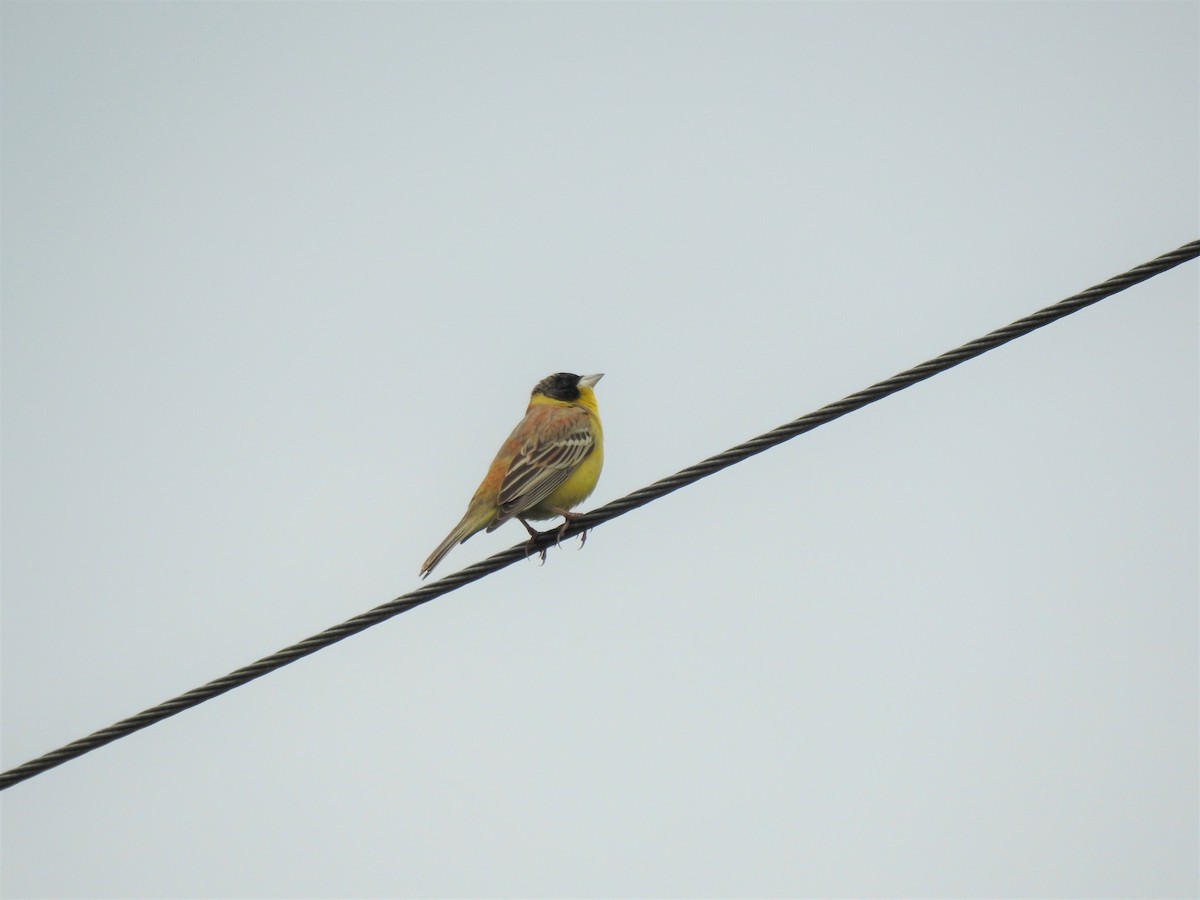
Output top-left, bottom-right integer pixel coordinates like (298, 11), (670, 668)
(517, 517), (549, 565)
(517, 512), (590, 565)
(549, 508), (590, 548)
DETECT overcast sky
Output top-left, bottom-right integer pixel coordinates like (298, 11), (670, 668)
(2, 2), (1197, 898)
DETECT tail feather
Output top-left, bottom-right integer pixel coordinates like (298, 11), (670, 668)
(419, 514), (486, 579)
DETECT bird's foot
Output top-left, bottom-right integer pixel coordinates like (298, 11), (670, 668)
(549, 508), (590, 549)
(518, 517), (549, 566)
(516, 512), (590, 565)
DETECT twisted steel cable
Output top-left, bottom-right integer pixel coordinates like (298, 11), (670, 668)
(3, 238), (1197, 791)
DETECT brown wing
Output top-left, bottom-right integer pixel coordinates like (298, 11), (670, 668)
(490, 405), (595, 528)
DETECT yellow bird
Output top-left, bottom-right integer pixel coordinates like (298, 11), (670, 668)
(420, 372), (604, 578)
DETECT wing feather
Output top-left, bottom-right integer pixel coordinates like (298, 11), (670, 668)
(491, 406), (595, 527)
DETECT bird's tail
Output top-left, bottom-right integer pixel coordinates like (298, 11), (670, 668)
(419, 513), (485, 579)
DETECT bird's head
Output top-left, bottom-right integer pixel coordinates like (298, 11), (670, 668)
(531, 372), (603, 404)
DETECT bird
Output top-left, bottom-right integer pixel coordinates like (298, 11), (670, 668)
(419, 372), (604, 578)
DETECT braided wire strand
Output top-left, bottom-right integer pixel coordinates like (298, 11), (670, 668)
(3, 238), (1197, 791)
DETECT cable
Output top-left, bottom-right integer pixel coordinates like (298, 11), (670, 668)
(3, 238), (1197, 791)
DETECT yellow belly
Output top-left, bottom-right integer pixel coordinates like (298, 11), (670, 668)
(525, 443), (604, 520)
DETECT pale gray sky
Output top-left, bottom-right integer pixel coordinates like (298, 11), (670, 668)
(2, 2), (1197, 897)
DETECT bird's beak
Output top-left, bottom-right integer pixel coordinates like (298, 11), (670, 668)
(579, 373), (604, 388)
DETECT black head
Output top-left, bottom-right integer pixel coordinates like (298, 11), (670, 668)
(532, 372), (583, 402)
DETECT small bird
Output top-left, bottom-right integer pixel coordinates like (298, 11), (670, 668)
(419, 372), (605, 578)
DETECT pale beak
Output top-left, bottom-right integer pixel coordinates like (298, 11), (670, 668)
(579, 373), (604, 388)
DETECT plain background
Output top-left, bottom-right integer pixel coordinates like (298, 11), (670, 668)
(2, 2), (1197, 897)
